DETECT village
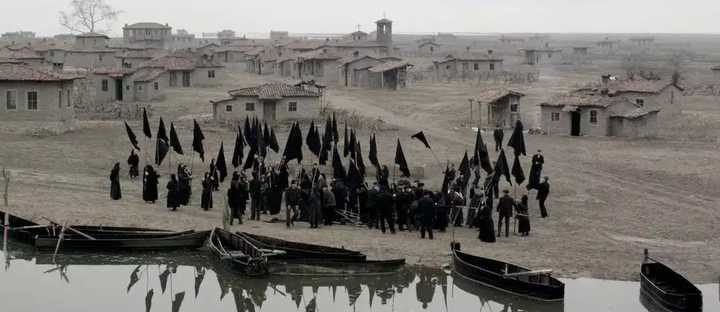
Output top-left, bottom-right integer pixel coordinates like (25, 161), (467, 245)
(1, 3), (720, 311)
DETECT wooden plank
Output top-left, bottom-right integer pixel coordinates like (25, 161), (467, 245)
(504, 269), (553, 278)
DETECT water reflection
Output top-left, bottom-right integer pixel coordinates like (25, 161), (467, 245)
(0, 240), (718, 312)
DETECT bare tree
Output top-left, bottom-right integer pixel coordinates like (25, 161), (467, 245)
(59, 0), (121, 34)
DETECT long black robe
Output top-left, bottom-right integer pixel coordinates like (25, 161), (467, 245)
(142, 166), (158, 202)
(167, 178), (180, 209)
(110, 164), (121, 200)
(201, 177), (213, 210)
(477, 197), (496, 242)
(127, 152), (139, 179)
(527, 154), (544, 190)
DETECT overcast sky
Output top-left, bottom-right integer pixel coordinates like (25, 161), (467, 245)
(2, 0), (719, 37)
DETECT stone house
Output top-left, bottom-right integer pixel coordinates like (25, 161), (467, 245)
(473, 88), (525, 129)
(522, 47), (562, 65)
(417, 41), (441, 56)
(539, 77), (682, 137)
(277, 56), (297, 77)
(243, 48), (265, 74)
(337, 55), (383, 87)
(116, 49), (162, 70)
(0, 63), (79, 122)
(361, 61), (412, 90)
(213, 46), (250, 63)
(140, 54), (223, 88)
(0, 47), (46, 68)
(64, 33), (117, 69)
(296, 49), (342, 84)
(433, 51), (504, 81)
(129, 67), (167, 102)
(123, 22), (172, 49)
(90, 68), (133, 103)
(211, 83), (321, 123)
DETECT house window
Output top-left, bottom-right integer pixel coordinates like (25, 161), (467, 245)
(589, 110), (598, 124)
(288, 102), (297, 112)
(510, 104), (518, 112)
(551, 112), (560, 121)
(154, 82), (159, 90)
(6, 90), (17, 110)
(489, 63), (495, 71)
(101, 79), (109, 91)
(636, 99), (644, 107)
(208, 70), (216, 78)
(138, 85), (142, 91)
(98, 54), (103, 61)
(182, 71), (191, 87)
(446, 65), (451, 70)
(245, 102), (255, 111)
(58, 90), (63, 108)
(473, 63), (479, 71)
(169, 72), (178, 87)
(226, 105), (232, 112)
(67, 89), (71, 107)
(27, 91), (38, 110)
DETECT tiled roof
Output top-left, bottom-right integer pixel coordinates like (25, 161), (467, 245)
(93, 67), (134, 77)
(297, 49), (342, 61)
(116, 49), (162, 59)
(0, 63), (78, 81)
(0, 47), (43, 60)
(124, 22), (170, 29)
(243, 47), (265, 56)
(434, 52), (503, 64)
(280, 40), (326, 51)
(337, 55), (379, 66)
(141, 55), (195, 70)
(474, 88), (525, 104)
(228, 83), (320, 100)
(368, 61), (412, 73)
(540, 93), (629, 108)
(77, 32), (109, 38)
(131, 67), (166, 82)
(327, 40), (387, 48)
(581, 79), (680, 95)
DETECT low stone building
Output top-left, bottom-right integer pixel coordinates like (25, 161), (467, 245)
(0, 47), (46, 68)
(362, 61), (412, 90)
(129, 67), (167, 102)
(64, 33), (117, 69)
(296, 49), (342, 84)
(0, 63), (79, 122)
(473, 88), (525, 129)
(211, 83), (321, 123)
(433, 50), (503, 81)
(417, 41), (441, 56)
(116, 49), (163, 70)
(337, 55), (383, 87)
(123, 22), (172, 49)
(140, 54), (223, 88)
(522, 47), (562, 65)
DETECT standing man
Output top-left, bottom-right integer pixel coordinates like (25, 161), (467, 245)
(227, 173), (243, 225)
(307, 187), (322, 229)
(366, 183), (380, 229)
(417, 191), (435, 239)
(127, 150), (139, 180)
(321, 185), (336, 226)
(284, 180), (301, 227)
(201, 172), (213, 211)
(378, 186), (396, 234)
(249, 173), (262, 220)
(537, 177), (550, 218)
(142, 165), (159, 204)
(167, 174), (180, 211)
(493, 126), (504, 152)
(496, 189), (514, 237)
(109, 163), (122, 200)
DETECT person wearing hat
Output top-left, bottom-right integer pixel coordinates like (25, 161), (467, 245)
(537, 176), (551, 218)
(496, 189), (515, 237)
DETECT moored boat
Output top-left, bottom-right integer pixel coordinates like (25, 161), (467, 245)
(640, 249), (702, 312)
(237, 232), (367, 262)
(207, 228), (268, 277)
(451, 242), (564, 301)
(1, 210), (43, 245)
(34, 230), (209, 250)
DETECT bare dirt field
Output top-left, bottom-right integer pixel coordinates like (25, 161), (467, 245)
(1, 63), (719, 283)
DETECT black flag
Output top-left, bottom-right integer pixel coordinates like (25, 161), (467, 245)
(441, 164), (451, 195)
(507, 120), (527, 157)
(355, 141), (366, 177)
(263, 122), (271, 147)
(283, 123), (303, 163)
(332, 112), (339, 142)
(306, 121), (321, 156)
(257, 123), (266, 158)
(318, 136), (328, 165)
(216, 142), (228, 182)
(511, 153), (526, 185)
(172, 292), (186, 312)
(368, 133), (380, 169)
(192, 119), (205, 162)
(349, 129), (357, 160)
(458, 151), (471, 188)
(394, 139), (411, 177)
(125, 121), (140, 150)
(332, 145), (346, 180)
(347, 160), (363, 191)
(155, 118), (169, 166)
(243, 116), (252, 148)
(169, 122), (183, 155)
(473, 129), (493, 174)
(243, 147), (256, 171)
(231, 127), (244, 168)
(343, 121), (349, 157)
(411, 131), (431, 149)
(145, 289), (154, 312)
(142, 108), (152, 138)
(496, 149), (512, 185)
(269, 127), (280, 153)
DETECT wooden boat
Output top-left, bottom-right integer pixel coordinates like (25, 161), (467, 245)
(267, 258), (406, 277)
(34, 230), (209, 250)
(1, 210), (44, 245)
(640, 249), (702, 312)
(451, 242), (564, 301)
(207, 228), (268, 277)
(237, 232), (367, 262)
(452, 271), (564, 312)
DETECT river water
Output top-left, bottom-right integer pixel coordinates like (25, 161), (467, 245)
(0, 241), (717, 312)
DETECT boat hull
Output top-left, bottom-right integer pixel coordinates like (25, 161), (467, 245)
(34, 231), (209, 250)
(640, 262), (702, 312)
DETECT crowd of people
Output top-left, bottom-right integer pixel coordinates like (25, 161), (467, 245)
(111, 147), (551, 242)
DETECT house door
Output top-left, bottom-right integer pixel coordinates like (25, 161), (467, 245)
(182, 71), (191, 87)
(263, 101), (276, 123)
(571, 111), (581, 136)
(115, 79), (123, 101)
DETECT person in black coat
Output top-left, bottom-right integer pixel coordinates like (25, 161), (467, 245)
(227, 173), (244, 225)
(417, 191), (435, 239)
(307, 188), (322, 229)
(167, 174), (180, 211)
(477, 193), (496, 242)
(177, 164), (192, 206)
(110, 162), (121, 200)
(516, 194), (531, 236)
(378, 186), (395, 234)
(357, 183), (369, 224)
(249, 173), (262, 221)
(284, 180), (301, 227)
(377, 165), (390, 188)
(201, 172), (213, 211)
(527, 150), (545, 190)
(365, 183), (380, 229)
(142, 165), (159, 203)
(493, 126), (504, 152)
(332, 180), (348, 219)
(127, 150), (139, 180)
(496, 190), (514, 237)
(396, 186), (414, 231)
(537, 177), (550, 218)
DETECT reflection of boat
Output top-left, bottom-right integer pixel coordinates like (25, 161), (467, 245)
(641, 249), (702, 312)
(452, 271), (564, 312)
(267, 258), (406, 276)
(237, 232), (367, 262)
(207, 228), (268, 277)
(451, 242), (565, 301)
(34, 230), (209, 250)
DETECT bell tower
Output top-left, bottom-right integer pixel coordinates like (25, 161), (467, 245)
(375, 17), (393, 49)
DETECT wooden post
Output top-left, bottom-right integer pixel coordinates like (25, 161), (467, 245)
(2, 168), (9, 208)
(468, 99), (473, 127)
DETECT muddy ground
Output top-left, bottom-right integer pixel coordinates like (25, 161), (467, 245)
(1, 64), (719, 282)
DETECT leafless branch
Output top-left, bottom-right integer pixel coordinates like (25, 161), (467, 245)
(58, 0), (121, 34)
